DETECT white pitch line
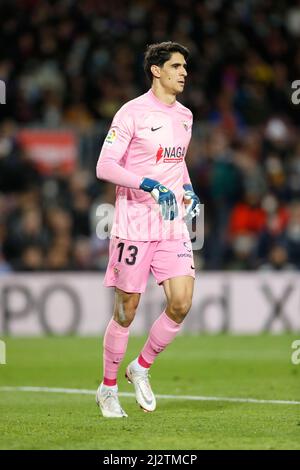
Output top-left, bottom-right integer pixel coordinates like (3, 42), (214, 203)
(0, 386), (299, 406)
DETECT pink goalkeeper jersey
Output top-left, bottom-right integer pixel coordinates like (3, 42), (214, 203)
(97, 89), (193, 241)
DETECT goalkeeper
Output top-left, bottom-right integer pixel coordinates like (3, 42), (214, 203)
(95, 41), (200, 418)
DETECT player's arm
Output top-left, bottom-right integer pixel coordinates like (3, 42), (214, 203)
(96, 112), (141, 189)
(183, 161), (200, 221)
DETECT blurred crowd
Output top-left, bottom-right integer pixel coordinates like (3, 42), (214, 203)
(1, 0), (300, 272)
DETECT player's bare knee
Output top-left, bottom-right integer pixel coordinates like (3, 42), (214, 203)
(114, 304), (136, 327)
(114, 293), (139, 327)
(114, 313), (135, 328)
(167, 298), (192, 323)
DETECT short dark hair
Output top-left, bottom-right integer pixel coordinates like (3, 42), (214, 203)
(144, 41), (189, 83)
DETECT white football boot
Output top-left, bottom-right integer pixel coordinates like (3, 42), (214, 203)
(125, 361), (156, 412)
(96, 383), (128, 418)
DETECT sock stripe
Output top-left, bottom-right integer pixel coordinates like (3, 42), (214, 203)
(138, 354), (151, 368)
(103, 377), (117, 386)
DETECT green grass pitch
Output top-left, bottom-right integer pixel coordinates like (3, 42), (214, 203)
(0, 334), (300, 450)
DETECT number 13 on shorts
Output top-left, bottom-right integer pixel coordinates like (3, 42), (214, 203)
(117, 241), (139, 265)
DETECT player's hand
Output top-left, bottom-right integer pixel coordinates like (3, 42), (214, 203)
(183, 184), (200, 221)
(140, 177), (178, 221)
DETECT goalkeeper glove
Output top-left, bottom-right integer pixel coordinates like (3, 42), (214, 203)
(183, 184), (200, 221)
(140, 177), (178, 221)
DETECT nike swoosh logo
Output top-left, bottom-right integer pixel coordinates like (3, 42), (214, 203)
(151, 126), (163, 131)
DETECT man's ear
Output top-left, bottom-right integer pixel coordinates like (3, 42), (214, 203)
(151, 64), (161, 79)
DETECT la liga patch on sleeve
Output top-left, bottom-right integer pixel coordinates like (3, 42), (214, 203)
(104, 128), (117, 146)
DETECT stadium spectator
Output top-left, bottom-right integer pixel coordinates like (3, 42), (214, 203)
(259, 243), (296, 271)
(285, 201), (300, 268)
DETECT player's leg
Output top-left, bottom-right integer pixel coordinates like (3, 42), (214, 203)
(96, 236), (153, 418)
(126, 239), (195, 412)
(96, 288), (140, 418)
(103, 288), (140, 385)
(136, 275), (193, 367)
(163, 274), (194, 322)
(126, 275), (194, 412)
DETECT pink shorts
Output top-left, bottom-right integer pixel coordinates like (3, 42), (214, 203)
(104, 236), (195, 293)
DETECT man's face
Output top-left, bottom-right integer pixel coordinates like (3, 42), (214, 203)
(153, 52), (188, 94)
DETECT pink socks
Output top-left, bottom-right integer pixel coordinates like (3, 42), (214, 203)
(102, 311), (182, 386)
(138, 310), (182, 367)
(103, 319), (129, 386)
